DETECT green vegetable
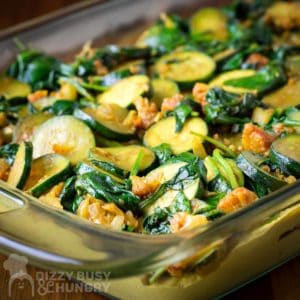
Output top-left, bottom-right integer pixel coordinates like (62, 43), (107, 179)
(7, 49), (73, 90)
(136, 14), (187, 53)
(89, 145), (155, 178)
(96, 60), (146, 87)
(59, 77), (94, 101)
(262, 81), (300, 109)
(166, 98), (200, 132)
(0, 75), (31, 100)
(141, 157), (205, 212)
(204, 87), (259, 124)
(209, 69), (256, 94)
(143, 191), (192, 234)
(144, 116), (208, 154)
(60, 176), (77, 212)
(32, 115), (95, 164)
(73, 45), (151, 77)
(153, 50), (216, 88)
(0, 144), (19, 165)
(74, 107), (135, 141)
(75, 170), (140, 214)
(152, 143), (173, 165)
(75, 160), (124, 183)
(151, 78), (179, 108)
(24, 153), (72, 197)
(224, 64), (287, 96)
(270, 134), (300, 177)
(97, 75), (150, 107)
(7, 142), (33, 189)
(190, 7), (228, 41)
(13, 113), (52, 143)
(236, 151), (286, 192)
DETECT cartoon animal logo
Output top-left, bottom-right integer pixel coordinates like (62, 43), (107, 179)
(3, 254), (34, 297)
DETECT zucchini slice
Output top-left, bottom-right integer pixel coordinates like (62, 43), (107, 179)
(75, 160), (125, 183)
(209, 69), (256, 94)
(24, 154), (72, 197)
(32, 116), (95, 164)
(151, 78), (180, 108)
(13, 113), (52, 143)
(74, 105), (135, 141)
(144, 116), (208, 154)
(153, 51), (216, 88)
(97, 75), (150, 107)
(143, 162), (199, 215)
(236, 151), (286, 191)
(270, 134), (300, 177)
(262, 81), (300, 108)
(190, 7), (228, 41)
(0, 76), (31, 100)
(7, 142), (33, 189)
(89, 145), (155, 174)
(251, 107), (275, 127)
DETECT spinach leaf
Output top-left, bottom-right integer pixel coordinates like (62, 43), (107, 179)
(73, 45), (151, 77)
(169, 191), (192, 214)
(140, 156), (206, 209)
(143, 191), (192, 234)
(152, 143), (173, 165)
(75, 171), (140, 214)
(143, 207), (171, 234)
(7, 50), (73, 91)
(204, 87), (259, 124)
(224, 64), (287, 96)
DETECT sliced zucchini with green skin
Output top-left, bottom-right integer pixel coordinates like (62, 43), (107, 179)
(144, 116), (208, 155)
(236, 151), (286, 191)
(32, 116), (95, 164)
(151, 78), (179, 108)
(251, 107), (275, 127)
(0, 76), (31, 100)
(285, 109), (300, 132)
(97, 75), (150, 107)
(74, 106), (135, 141)
(190, 7), (228, 41)
(75, 160), (125, 183)
(270, 134), (300, 177)
(209, 69), (256, 94)
(13, 113), (52, 143)
(7, 142), (33, 189)
(143, 161), (199, 215)
(153, 51), (216, 88)
(262, 81), (300, 108)
(89, 145), (155, 174)
(24, 153), (72, 197)
(145, 181), (199, 216)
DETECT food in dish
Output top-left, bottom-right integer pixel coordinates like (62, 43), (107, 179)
(0, 1), (299, 275)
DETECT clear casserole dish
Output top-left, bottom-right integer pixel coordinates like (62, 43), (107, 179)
(0, 0), (300, 299)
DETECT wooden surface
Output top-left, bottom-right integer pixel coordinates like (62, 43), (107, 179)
(1, 1), (300, 300)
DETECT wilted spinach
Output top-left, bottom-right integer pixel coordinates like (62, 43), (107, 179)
(204, 87), (259, 124)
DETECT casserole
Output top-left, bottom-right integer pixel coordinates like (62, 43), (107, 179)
(0, 0), (300, 299)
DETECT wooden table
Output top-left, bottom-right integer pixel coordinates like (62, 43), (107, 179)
(1, 252), (300, 300)
(1, 1), (300, 299)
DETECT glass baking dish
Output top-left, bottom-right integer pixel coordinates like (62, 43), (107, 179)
(0, 0), (300, 299)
